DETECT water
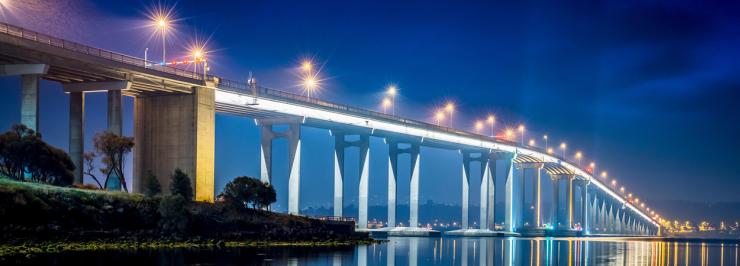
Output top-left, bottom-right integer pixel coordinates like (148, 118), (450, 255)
(9, 237), (740, 265)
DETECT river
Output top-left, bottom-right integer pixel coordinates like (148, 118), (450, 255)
(8, 236), (740, 265)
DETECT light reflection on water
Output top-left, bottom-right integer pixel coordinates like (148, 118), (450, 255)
(13, 237), (740, 265)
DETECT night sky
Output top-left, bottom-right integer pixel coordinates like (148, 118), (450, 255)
(0, 0), (739, 214)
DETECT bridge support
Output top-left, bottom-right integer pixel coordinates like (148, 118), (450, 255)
(332, 131), (370, 228)
(134, 86), (215, 202)
(0, 64), (48, 132)
(581, 180), (590, 234)
(63, 81), (131, 187)
(497, 152), (515, 232)
(258, 118), (302, 214)
(515, 162), (544, 229)
(387, 140), (420, 228)
(460, 149), (487, 229)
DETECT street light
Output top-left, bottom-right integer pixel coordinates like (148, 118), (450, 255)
(518, 124), (525, 145)
(547, 148), (554, 154)
(559, 142), (567, 157)
(505, 128), (514, 141)
(474, 120), (484, 133)
(154, 16), (170, 64)
(600, 171), (608, 179)
(302, 60), (312, 72)
(486, 115), (495, 137)
(303, 76), (318, 99)
(386, 85), (397, 115)
(589, 162), (596, 174)
(528, 139), (536, 147)
(382, 98), (392, 114)
(543, 135), (549, 150)
(435, 109), (445, 126)
(445, 102), (455, 128)
(575, 151), (582, 167)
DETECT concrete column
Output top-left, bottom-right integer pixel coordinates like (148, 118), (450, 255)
(503, 156), (515, 232)
(565, 176), (574, 229)
(333, 134), (345, 217)
(105, 90), (123, 190)
(461, 153), (470, 229)
(69, 91), (84, 184)
(387, 143), (398, 228)
(486, 159), (495, 230)
(259, 126), (274, 184)
(133, 87), (215, 202)
(21, 74), (40, 131)
(582, 181), (589, 234)
(409, 145), (420, 228)
(357, 135), (370, 229)
(480, 159), (490, 230)
(287, 123), (301, 215)
(535, 167), (542, 227)
(107, 90), (122, 134)
(519, 167), (526, 228)
(551, 176), (560, 228)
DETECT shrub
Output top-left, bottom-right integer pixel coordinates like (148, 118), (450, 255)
(0, 124), (75, 186)
(143, 171), (161, 197)
(219, 176), (276, 210)
(158, 194), (189, 233)
(169, 168), (192, 200)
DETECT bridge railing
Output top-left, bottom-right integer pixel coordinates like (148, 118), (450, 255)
(0, 22), (203, 81)
(217, 78), (523, 145)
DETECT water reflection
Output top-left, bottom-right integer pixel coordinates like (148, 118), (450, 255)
(12, 237), (740, 265)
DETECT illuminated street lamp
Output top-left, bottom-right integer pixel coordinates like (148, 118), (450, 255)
(505, 128), (514, 141)
(543, 135), (549, 150)
(559, 142), (567, 157)
(445, 102), (455, 128)
(528, 139), (536, 147)
(474, 120), (484, 133)
(575, 151), (582, 167)
(518, 124), (525, 145)
(435, 109), (445, 126)
(600, 171), (608, 179)
(154, 16), (170, 64)
(589, 162), (596, 175)
(547, 148), (554, 155)
(611, 179), (617, 187)
(302, 60), (312, 72)
(486, 115), (495, 137)
(303, 76), (318, 99)
(382, 98), (392, 114)
(386, 85), (397, 115)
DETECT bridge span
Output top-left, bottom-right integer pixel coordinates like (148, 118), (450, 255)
(0, 22), (659, 237)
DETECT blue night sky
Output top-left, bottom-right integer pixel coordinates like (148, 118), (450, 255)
(0, 0), (739, 212)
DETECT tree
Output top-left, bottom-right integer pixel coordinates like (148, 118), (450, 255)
(0, 124), (74, 186)
(169, 168), (192, 200)
(82, 152), (103, 189)
(93, 131), (134, 192)
(158, 194), (189, 233)
(219, 176), (276, 210)
(143, 170), (161, 197)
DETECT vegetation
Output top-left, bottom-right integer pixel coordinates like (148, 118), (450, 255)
(84, 131), (134, 191)
(169, 168), (192, 200)
(142, 171), (161, 197)
(158, 195), (189, 233)
(0, 124), (75, 186)
(219, 176), (276, 210)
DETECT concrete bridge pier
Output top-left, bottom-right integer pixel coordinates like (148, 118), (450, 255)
(515, 162), (544, 230)
(581, 180), (590, 234)
(258, 118), (302, 214)
(498, 152), (515, 232)
(133, 86), (215, 202)
(63, 81), (131, 186)
(386, 140), (420, 228)
(332, 131), (370, 228)
(459, 149), (487, 229)
(0, 64), (49, 132)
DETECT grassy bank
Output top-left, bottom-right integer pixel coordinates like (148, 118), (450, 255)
(0, 178), (375, 257)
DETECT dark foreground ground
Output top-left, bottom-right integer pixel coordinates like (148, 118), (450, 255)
(0, 178), (374, 259)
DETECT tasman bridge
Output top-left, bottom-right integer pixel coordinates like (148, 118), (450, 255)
(0, 22), (660, 237)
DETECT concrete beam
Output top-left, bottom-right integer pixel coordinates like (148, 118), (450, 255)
(63, 81), (131, 93)
(0, 64), (48, 76)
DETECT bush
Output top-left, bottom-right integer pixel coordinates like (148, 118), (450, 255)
(219, 176), (276, 210)
(143, 171), (161, 197)
(0, 124), (75, 186)
(169, 168), (192, 200)
(158, 194), (189, 233)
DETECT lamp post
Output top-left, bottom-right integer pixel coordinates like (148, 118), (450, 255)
(387, 85), (397, 115)
(301, 60), (316, 100)
(445, 102), (455, 128)
(487, 115), (495, 137)
(575, 151), (582, 167)
(155, 17), (169, 64)
(382, 98), (392, 114)
(559, 142), (567, 158)
(435, 109), (445, 126)
(543, 135), (548, 150)
(518, 124), (525, 145)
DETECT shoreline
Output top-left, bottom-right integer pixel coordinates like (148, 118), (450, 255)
(0, 238), (384, 259)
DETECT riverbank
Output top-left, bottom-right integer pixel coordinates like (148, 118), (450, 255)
(0, 178), (376, 258)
